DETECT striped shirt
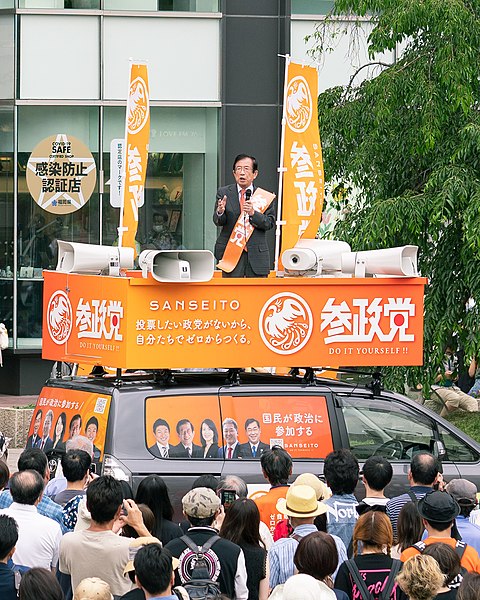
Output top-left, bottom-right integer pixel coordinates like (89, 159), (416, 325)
(0, 489), (67, 534)
(386, 486), (432, 540)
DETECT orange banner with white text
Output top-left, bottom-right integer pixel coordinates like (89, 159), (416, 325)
(119, 62), (150, 256)
(280, 62), (324, 268)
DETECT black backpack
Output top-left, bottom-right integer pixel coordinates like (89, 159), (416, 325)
(409, 541), (467, 589)
(174, 534), (222, 600)
(345, 558), (401, 600)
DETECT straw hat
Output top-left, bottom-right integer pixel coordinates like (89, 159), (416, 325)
(73, 577), (113, 600)
(276, 484), (327, 518)
(293, 473), (331, 501)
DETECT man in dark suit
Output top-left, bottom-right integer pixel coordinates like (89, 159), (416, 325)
(148, 418), (171, 458)
(38, 409), (54, 452)
(171, 419), (202, 458)
(218, 418), (244, 459)
(239, 418), (270, 459)
(26, 409), (43, 448)
(213, 154), (275, 277)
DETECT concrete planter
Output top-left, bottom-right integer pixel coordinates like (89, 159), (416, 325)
(0, 407), (34, 449)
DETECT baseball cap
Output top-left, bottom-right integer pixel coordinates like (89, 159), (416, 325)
(417, 491), (460, 523)
(74, 577), (113, 600)
(123, 536), (179, 576)
(182, 487), (221, 519)
(445, 479), (478, 505)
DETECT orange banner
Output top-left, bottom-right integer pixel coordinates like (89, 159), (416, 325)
(118, 61), (150, 256)
(279, 62), (324, 268)
(42, 271), (425, 370)
(217, 188), (276, 273)
(27, 387), (111, 466)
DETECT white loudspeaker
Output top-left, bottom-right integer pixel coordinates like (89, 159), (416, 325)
(282, 239), (352, 276)
(341, 245), (418, 277)
(138, 250), (215, 282)
(56, 241), (134, 275)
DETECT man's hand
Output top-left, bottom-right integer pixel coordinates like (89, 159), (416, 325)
(243, 199), (254, 216)
(117, 499), (150, 537)
(217, 195), (227, 215)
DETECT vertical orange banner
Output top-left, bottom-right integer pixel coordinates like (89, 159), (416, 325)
(279, 62), (324, 268)
(118, 61), (150, 256)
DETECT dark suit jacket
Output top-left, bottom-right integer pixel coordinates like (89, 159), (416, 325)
(148, 443), (171, 458)
(203, 443), (219, 459)
(238, 440), (270, 458)
(170, 443), (203, 458)
(213, 184), (275, 276)
(38, 437), (53, 452)
(217, 443), (244, 459)
(26, 434), (40, 449)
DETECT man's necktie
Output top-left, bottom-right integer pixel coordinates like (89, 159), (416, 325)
(40, 439), (45, 450)
(227, 447), (233, 459)
(187, 447), (191, 458)
(252, 446), (257, 458)
(161, 447), (168, 458)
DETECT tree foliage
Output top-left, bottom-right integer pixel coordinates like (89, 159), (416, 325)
(310, 0), (480, 391)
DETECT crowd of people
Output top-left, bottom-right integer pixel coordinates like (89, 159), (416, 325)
(0, 440), (480, 600)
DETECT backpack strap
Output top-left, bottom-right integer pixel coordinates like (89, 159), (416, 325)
(380, 559), (401, 600)
(200, 534), (220, 553)
(180, 534), (220, 554)
(455, 540), (467, 559)
(407, 490), (418, 504)
(411, 541), (426, 553)
(289, 533), (303, 543)
(345, 559), (374, 600)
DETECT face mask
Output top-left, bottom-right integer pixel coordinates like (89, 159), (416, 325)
(153, 225), (163, 233)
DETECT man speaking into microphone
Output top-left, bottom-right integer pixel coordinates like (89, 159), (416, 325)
(213, 154), (275, 277)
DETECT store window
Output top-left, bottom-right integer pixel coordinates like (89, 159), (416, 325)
(291, 0), (334, 14)
(18, 1), (100, 8)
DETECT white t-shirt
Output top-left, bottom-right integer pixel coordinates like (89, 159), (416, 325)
(0, 503), (62, 569)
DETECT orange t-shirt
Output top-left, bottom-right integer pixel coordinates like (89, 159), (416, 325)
(254, 485), (289, 536)
(400, 537), (480, 573)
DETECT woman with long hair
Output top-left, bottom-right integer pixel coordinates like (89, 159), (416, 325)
(135, 475), (182, 545)
(200, 419), (219, 459)
(335, 511), (408, 600)
(397, 555), (444, 600)
(423, 543), (461, 599)
(52, 412), (66, 450)
(220, 498), (268, 600)
(457, 573), (480, 600)
(391, 501), (424, 558)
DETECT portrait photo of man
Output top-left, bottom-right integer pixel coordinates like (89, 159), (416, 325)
(148, 418), (171, 459)
(239, 418), (270, 459)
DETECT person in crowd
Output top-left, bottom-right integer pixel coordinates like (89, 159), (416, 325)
(0, 459), (9, 490)
(0, 448), (66, 533)
(142, 211), (171, 251)
(121, 504), (155, 539)
(120, 536), (164, 600)
(220, 498), (268, 600)
(457, 572), (480, 600)
(84, 416), (101, 466)
(135, 475), (182, 545)
(467, 357), (480, 397)
(58, 475), (150, 598)
(397, 554), (445, 600)
(269, 484), (326, 589)
(217, 474), (274, 549)
(391, 501), (424, 559)
(129, 543), (177, 600)
(171, 419), (202, 458)
(165, 487), (248, 599)
(213, 153), (275, 278)
(239, 418), (270, 459)
(39, 409), (54, 452)
(44, 436), (94, 500)
(430, 346), (479, 416)
(400, 490), (480, 573)
(255, 446), (292, 535)
(68, 415), (82, 439)
(54, 449), (91, 507)
(356, 455), (393, 514)
(323, 449), (359, 551)
(292, 531), (348, 600)
(148, 418), (171, 459)
(74, 577), (113, 600)
(270, 573), (336, 600)
(386, 451), (441, 540)
(0, 470), (62, 570)
(445, 479), (480, 554)
(18, 567), (65, 600)
(0, 514), (18, 600)
(335, 511), (406, 600)
(423, 543), (462, 599)
(200, 418), (219, 458)
(52, 412), (67, 450)
(26, 409), (42, 448)
(218, 418), (243, 459)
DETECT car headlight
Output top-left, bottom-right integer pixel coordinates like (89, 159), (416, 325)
(102, 454), (131, 482)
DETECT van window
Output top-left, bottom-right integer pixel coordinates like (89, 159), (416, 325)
(437, 423), (479, 462)
(145, 394), (222, 459)
(341, 396), (435, 460)
(218, 394), (333, 459)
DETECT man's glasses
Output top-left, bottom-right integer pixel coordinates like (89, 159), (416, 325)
(234, 166), (254, 173)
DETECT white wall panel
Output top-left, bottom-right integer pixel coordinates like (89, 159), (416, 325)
(20, 15), (100, 99)
(0, 16), (14, 99)
(103, 17), (220, 102)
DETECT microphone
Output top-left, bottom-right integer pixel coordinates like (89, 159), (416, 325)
(244, 189), (252, 213)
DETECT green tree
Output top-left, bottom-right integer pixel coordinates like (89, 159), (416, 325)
(310, 0), (480, 392)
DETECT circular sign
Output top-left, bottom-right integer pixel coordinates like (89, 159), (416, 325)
(286, 75), (313, 133)
(47, 290), (73, 345)
(259, 292), (313, 355)
(26, 134), (97, 214)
